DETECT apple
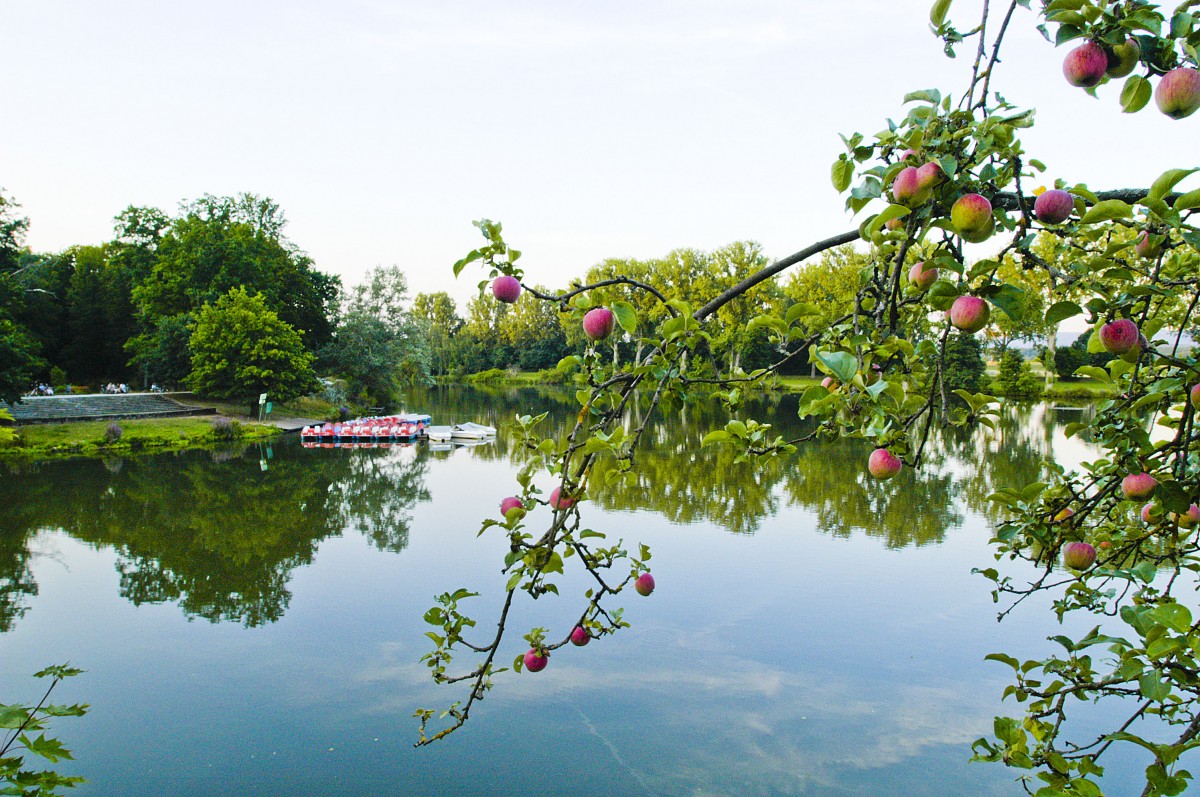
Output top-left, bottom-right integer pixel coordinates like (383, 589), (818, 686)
(821, 376), (836, 389)
(885, 216), (906, 232)
(1141, 502), (1159, 524)
(523, 649), (548, 672)
(634, 573), (656, 596)
(1135, 231), (1163, 260)
(1155, 67), (1200, 120)
(916, 161), (944, 190)
(908, 261), (938, 291)
(1190, 384), (1200, 407)
(1098, 319), (1139, 356)
(1053, 507), (1075, 523)
(1062, 541), (1097, 570)
(868, 448), (903, 479)
(1034, 189), (1074, 224)
(492, 275), (522, 303)
(500, 496), (525, 519)
(897, 148), (920, 162)
(948, 295), (991, 334)
(951, 194), (994, 242)
(1104, 37), (1140, 78)
(582, 307), (615, 341)
(1062, 41), (1108, 88)
(1174, 504), (1200, 529)
(570, 626), (591, 647)
(891, 166), (930, 207)
(1122, 472), (1158, 501)
(549, 486), (576, 511)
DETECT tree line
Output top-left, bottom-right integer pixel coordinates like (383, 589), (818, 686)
(0, 188), (1120, 412)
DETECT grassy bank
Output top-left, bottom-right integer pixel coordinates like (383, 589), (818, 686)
(0, 416), (279, 460)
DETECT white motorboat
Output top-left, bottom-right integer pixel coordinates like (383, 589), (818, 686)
(450, 422), (497, 440)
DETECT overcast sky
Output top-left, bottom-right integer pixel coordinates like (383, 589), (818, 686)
(3, 1), (1195, 309)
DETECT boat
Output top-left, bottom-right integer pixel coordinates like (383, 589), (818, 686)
(449, 422), (497, 440)
(300, 413), (431, 443)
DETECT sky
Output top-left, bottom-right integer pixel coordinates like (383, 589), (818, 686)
(2, 1), (1196, 310)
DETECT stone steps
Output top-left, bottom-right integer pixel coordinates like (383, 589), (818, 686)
(3, 393), (217, 425)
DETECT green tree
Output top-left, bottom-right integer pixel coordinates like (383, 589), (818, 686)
(0, 191), (45, 403)
(411, 291), (463, 376)
(186, 287), (317, 413)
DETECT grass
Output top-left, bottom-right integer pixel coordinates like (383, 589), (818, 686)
(0, 416), (279, 460)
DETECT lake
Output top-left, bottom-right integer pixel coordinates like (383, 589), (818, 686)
(0, 389), (1152, 795)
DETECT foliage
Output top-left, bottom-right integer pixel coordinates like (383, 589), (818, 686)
(186, 287), (318, 410)
(411, 3), (1200, 795)
(990, 348), (1045, 398)
(1054, 331), (1112, 379)
(102, 423), (123, 443)
(0, 665), (87, 796)
(942, 333), (988, 394)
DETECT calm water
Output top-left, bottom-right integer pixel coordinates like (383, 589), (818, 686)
(0, 390), (1151, 795)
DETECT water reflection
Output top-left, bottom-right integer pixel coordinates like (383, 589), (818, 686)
(0, 443), (430, 628)
(0, 390), (1096, 632)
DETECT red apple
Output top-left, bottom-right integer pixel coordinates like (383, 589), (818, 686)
(909, 261), (938, 291)
(1053, 507), (1075, 523)
(1174, 504), (1200, 529)
(570, 626), (591, 647)
(1098, 319), (1139, 356)
(1104, 37), (1140, 78)
(1034, 189), (1074, 224)
(523, 649), (548, 672)
(492, 275), (522, 303)
(1190, 384), (1200, 407)
(1063, 41), (1108, 88)
(949, 295), (991, 334)
(1155, 67), (1200, 120)
(1135, 231), (1163, 259)
(916, 161), (944, 190)
(891, 166), (930, 207)
(1062, 541), (1097, 570)
(634, 573), (656, 596)
(821, 376), (836, 389)
(1141, 502), (1159, 524)
(500, 496), (525, 519)
(868, 448), (902, 479)
(549, 486), (576, 511)
(951, 194), (994, 242)
(582, 307), (615, 341)
(1122, 472), (1158, 501)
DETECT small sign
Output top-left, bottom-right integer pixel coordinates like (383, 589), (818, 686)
(265, 402), (273, 415)
(259, 393), (268, 405)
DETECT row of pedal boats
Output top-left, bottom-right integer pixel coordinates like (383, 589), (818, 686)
(299, 414), (497, 445)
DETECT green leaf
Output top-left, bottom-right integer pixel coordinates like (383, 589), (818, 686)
(1149, 167), (1198, 202)
(1044, 301), (1082, 325)
(1152, 604), (1193, 634)
(831, 156), (854, 192)
(814, 350), (858, 385)
(1120, 75), (1152, 113)
(701, 430), (732, 447)
(1140, 672), (1172, 701)
(611, 301), (638, 335)
(452, 249), (483, 278)
(1174, 188), (1200, 211)
(930, 0), (953, 26)
(988, 284), (1025, 322)
(1080, 199), (1134, 224)
(1074, 365), (1111, 384)
(904, 88), (943, 105)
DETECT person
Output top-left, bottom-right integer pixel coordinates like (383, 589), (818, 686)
(119, 383), (128, 394)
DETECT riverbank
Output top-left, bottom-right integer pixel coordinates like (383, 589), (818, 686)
(0, 416), (281, 460)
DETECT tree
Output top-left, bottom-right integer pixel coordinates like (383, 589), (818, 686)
(186, 287), (317, 413)
(322, 266), (430, 403)
(0, 190), (45, 403)
(412, 5), (1200, 794)
(132, 193), (339, 353)
(411, 291), (463, 376)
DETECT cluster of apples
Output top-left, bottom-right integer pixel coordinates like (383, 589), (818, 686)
(499, 494), (655, 673)
(1063, 38), (1200, 119)
(492, 275), (616, 342)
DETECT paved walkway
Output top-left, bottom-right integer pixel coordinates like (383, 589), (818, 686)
(3, 393), (217, 425)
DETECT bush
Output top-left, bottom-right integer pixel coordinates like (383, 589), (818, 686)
(942, 334), (986, 393)
(103, 423), (123, 443)
(992, 348), (1044, 398)
(1054, 332), (1111, 379)
(210, 416), (236, 441)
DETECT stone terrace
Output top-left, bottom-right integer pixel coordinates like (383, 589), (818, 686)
(3, 393), (216, 425)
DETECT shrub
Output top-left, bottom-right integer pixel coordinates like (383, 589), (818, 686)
(103, 423), (123, 443)
(210, 416), (235, 441)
